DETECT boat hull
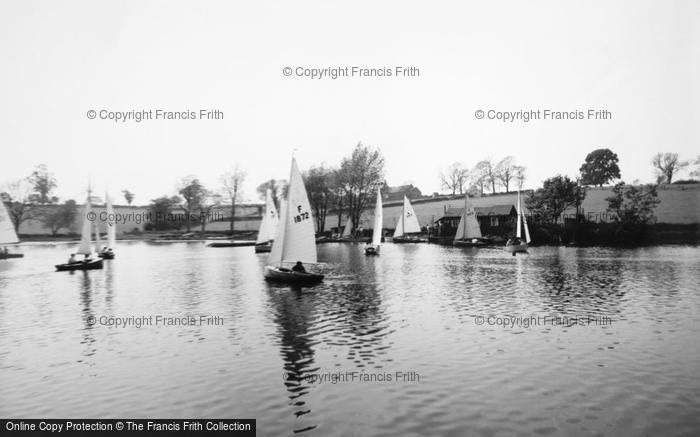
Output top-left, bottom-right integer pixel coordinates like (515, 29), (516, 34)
(255, 243), (272, 253)
(264, 266), (324, 284)
(55, 258), (104, 271)
(364, 245), (380, 255)
(98, 251), (115, 259)
(504, 243), (528, 254)
(453, 238), (490, 248)
(393, 236), (427, 244)
(207, 241), (256, 247)
(0, 253), (24, 259)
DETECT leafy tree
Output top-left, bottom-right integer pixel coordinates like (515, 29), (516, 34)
(177, 177), (207, 232)
(148, 196), (182, 230)
(652, 153), (688, 184)
(335, 142), (385, 233)
(256, 179), (287, 212)
(579, 148), (621, 187)
(122, 190), (135, 205)
(476, 159), (497, 193)
(439, 162), (469, 195)
(220, 166), (247, 234)
(1, 179), (38, 232)
(495, 156), (518, 192)
(606, 182), (660, 227)
(28, 164), (58, 204)
(304, 165), (337, 233)
(526, 175), (582, 224)
(41, 200), (78, 236)
(198, 192), (222, 233)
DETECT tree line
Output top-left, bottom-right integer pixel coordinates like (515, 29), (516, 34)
(2, 148), (697, 237)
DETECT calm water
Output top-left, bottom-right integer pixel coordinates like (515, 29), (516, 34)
(1, 242), (699, 436)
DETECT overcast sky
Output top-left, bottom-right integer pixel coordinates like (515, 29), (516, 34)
(1, 0), (698, 205)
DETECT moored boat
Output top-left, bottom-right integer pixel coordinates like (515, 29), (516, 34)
(264, 157), (324, 284)
(207, 240), (256, 247)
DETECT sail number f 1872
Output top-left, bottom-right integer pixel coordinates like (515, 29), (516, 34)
(293, 205), (310, 223)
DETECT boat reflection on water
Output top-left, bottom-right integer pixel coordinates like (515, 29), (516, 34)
(266, 283), (319, 434)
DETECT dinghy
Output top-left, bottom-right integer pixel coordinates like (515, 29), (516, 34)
(99, 193), (116, 259)
(255, 189), (279, 253)
(55, 194), (103, 271)
(392, 195), (426, 243)
(365, 188), (383, 255)
(0, 200), (23, 259)
(504, 189), (531, 255)
(264, 157), (323, 284)
(338, 216), (354, 242)
(453, 195), (490, 247)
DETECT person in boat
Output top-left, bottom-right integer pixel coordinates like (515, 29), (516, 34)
(68, 253), (77, 264)
(291, 261), (306, 273)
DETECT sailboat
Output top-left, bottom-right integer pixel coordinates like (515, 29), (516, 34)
(56, 193), (103, 271)
(338, 216), (354, 242)
(0, 200), (23, 259)
(264, 157), (324, 284)
(504, 189), (531, 254)
(365, 188), (383, 255)
(255, 189), (279, 253)
(99, 193), (116, 259)
(392, 195), (426, 243)
(453, 195), (489, 247)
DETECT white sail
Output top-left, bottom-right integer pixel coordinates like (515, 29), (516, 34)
(341, 216), (353, 238)
(516, 191), (522, 239)
(267, 158), (317, 265)
(371, 188), (383, 246)
(256, 189), (278, 244)
(76, 200), (93, 255)
(518, 190), (531, 243)
(106, 193), (116, 248)
(93, 213), (102, 252)
(393, 214), (404, 238)
(454, 195), (482, 242)
(393, 195), (421, 238)
(0, 200), (19, 245)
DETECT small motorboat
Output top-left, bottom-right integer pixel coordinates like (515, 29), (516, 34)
(264, 266), (324, 284)
(56, 257), (103, 271)
(98, 249), (115, 259)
